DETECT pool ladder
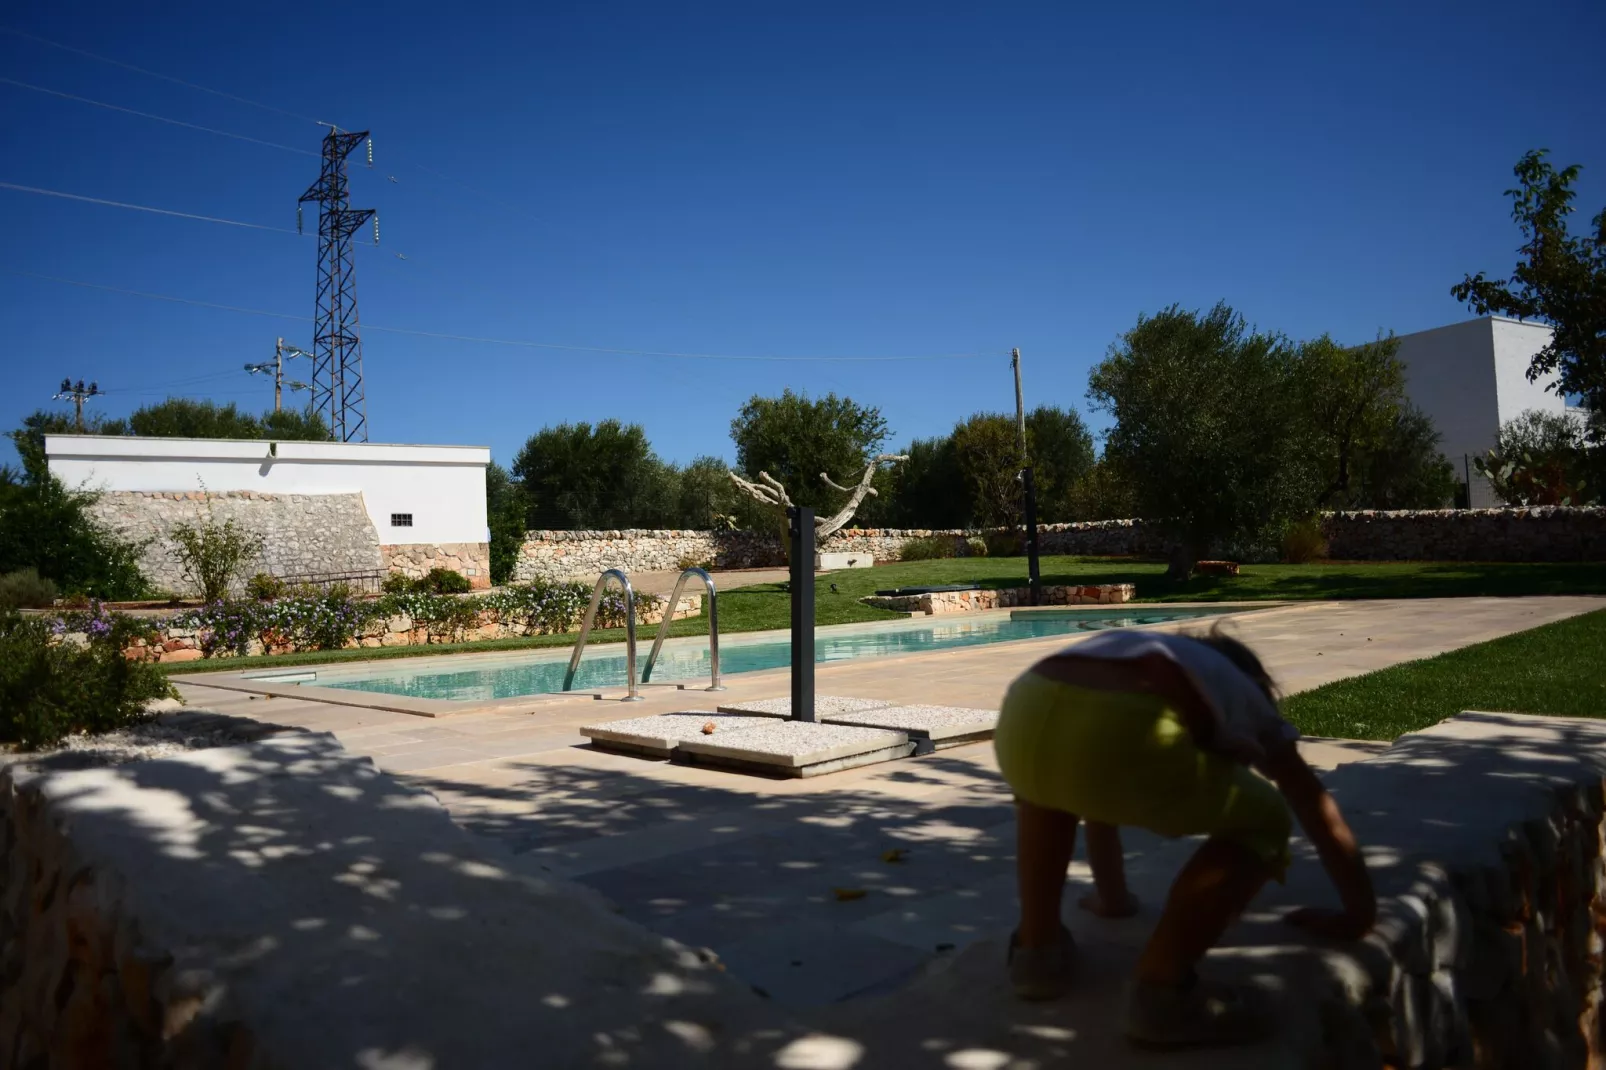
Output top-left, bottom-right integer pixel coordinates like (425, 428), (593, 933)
(562, 567), (722, 700)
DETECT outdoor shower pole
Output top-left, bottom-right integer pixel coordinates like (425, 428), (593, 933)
(1012, 347), (1043, 606)
(789, 506), (816, 722)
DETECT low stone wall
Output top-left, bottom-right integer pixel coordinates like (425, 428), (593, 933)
(1323, 506), (1606, 562)
(115, 594), (703, 663)
(513, 507), (1605, 578)
(863, 583), (1134, 615)
(380, 541), (493, 590)
(89, 490), (383, 595)
(513, 529), (785, 583)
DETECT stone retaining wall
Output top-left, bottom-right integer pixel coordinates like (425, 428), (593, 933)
(380, 541), (493, 590)
(88, 491), (383, 595)
(89, 491), (504, 594)
(863, 583), (1134, 615)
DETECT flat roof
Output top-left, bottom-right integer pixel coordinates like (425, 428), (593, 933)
(44, 435), (490, 465)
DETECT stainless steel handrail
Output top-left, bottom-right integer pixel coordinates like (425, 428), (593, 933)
(562, 568), (643, 700)
(641, 567), (724, 692)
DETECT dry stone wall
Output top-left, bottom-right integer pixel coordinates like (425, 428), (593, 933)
(88, 491), (383, 595)
(380, 541), (493, 590)
(513, 508), (1605, 579)
(513, 529), (784, 583)
(1323, 506), (1606, 562)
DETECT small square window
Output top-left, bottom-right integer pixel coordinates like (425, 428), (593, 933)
(390, 513), (413, 528)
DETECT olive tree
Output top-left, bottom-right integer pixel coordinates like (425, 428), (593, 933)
(1088, 303), (1317, 578)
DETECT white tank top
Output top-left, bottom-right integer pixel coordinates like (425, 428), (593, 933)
(1066, 630), (1299, 759)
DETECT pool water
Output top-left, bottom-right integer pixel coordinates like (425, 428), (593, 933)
(309, 605), (1249, 703)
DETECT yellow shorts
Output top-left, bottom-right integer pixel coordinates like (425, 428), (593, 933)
(994, 670), (1292, 878)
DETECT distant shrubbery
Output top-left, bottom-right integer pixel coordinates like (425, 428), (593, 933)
(0, 568), (56, 610)
(898, 537), (957, 562)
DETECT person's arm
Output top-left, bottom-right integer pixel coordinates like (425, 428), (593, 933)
(1259, 741), (1376, 939)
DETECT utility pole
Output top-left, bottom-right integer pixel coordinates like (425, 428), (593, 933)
(53, 378), (102, 432)
(1011, 348), (1042, 606)
(299, 125), (377, 441)
(245, 339), (311, 412)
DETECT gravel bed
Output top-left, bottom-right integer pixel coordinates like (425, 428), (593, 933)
(6, 705), (294, 770)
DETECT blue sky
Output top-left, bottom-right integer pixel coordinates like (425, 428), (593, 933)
(2, 2), (1603, 469)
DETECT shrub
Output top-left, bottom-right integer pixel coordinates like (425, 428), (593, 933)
(898, 536), (957, 562)
(1281, 517), (1330, 564)
(676, 553), (714, 572)
(0, 568), (57, 610)
(984, 532), (1022, 557)
(0, 469), (148, 599)
(961, 537), (989, 558)
(419, 567), (472, 595)
(245, 572), (285, 601)
(0, 609), (176, 750)
(382, 572), (414, 594)
(169, 510), (265, 602)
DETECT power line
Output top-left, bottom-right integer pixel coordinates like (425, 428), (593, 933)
(2, 26), (540, 230)
(0, 25), (323, 125)
(0, 77), (316, 155)
(0, 181), (384, 246)
(3, 269), (997, 363)
(0, 181), (301, 234)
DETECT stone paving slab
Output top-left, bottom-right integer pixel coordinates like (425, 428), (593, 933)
(675, 721), (914, 777)
(579, 710), (774, 758)
(820, 704), (999, 751)
(715, 694), (895, 719)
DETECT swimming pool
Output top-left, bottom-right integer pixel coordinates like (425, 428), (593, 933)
(304, 605), (1252, 703)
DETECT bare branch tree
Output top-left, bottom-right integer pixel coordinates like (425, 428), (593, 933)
(728, 454), (908, 540)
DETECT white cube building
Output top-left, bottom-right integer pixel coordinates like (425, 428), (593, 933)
(1394, 316), (1584, 507)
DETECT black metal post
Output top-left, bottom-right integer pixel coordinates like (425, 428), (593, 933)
(1022, 466), (1042, 605)
(788, 506), (816, 722)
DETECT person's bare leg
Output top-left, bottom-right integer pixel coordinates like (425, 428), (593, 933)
(1015, 799), (1078, 947)
(1135, 836), (1269, 985)
(1078, 822), (1140, 918)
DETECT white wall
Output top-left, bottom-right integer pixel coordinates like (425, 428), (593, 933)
(45, 437), (490, 546)
(1393, 316), (1566, 507)
(1490, 318), (1567, 424)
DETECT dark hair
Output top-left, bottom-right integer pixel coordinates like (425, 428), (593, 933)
(1195, 626), (1279, 704)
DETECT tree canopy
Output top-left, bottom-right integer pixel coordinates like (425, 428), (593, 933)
(1294, 333), (1453, 510)
(730, 390), (888, 512)
(1024, 406), (1096, 521)
(1088, 303), (1317, 577)
(1452, 149), (1606, 420)
(511, 420), (677, 530)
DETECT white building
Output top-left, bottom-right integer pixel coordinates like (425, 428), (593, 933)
(1393, 316), (1583, 506)
(45, 436), (493, 590)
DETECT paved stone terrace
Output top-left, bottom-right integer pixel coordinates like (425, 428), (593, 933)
(170, 595), (1605, 1060)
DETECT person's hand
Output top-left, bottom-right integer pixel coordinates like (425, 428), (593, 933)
(1284, 906), (1372, 941)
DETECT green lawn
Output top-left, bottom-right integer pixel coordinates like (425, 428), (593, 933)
(1283, 609), (1606, 741)
(160, 556), (1606, 676)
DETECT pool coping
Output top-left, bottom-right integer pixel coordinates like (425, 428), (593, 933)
(173, 600), (1305, 719)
